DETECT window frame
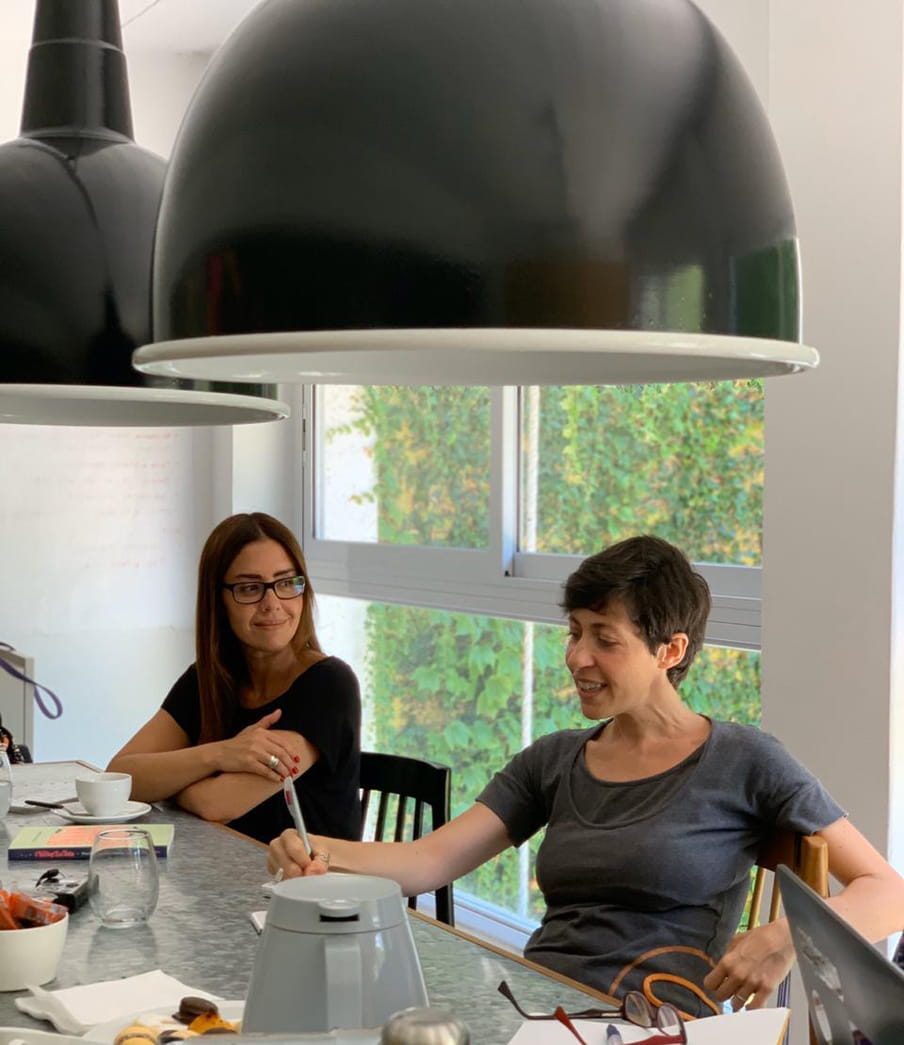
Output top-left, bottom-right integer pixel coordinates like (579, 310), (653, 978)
(299, 384), (762, 650)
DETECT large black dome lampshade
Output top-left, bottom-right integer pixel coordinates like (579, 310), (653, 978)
(135, 0), (818, 387)
(0, 0), (287, 425)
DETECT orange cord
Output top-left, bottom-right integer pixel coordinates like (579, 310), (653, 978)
(608, 945), (721, 1019)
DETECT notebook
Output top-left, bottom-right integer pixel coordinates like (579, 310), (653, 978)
(8, 823), (174, 860)
(778, 864), (904, 1044)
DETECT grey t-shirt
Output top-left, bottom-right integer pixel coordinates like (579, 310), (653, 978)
(477, 719), (845, 1015)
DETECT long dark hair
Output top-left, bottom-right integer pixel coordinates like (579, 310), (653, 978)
(196, 512), (321, 742)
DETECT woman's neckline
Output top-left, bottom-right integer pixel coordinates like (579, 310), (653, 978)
(580, 714), (714, 785)
(240, 652), (330, 709)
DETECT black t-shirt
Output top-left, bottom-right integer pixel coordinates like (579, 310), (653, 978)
(162, 657), (362, 844)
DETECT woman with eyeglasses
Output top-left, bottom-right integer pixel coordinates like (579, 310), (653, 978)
(267, 535), (904, 1018)
(108, 512), (361, 845)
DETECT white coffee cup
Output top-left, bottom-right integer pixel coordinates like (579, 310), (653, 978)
(75, 772), (132, 817)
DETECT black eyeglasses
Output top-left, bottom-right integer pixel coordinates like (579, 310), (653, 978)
(498, 981), (687, 1044)
(222, 575), (306, 604)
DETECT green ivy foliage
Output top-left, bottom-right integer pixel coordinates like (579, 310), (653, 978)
(333, 382), (763, 919)
(333, 386), (491, 547)
(527, 383), (763, 564)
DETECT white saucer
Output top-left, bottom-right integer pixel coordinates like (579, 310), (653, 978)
(58, 800), (152, 824)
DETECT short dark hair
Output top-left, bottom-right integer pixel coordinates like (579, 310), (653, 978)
(561, 535), (710, 687)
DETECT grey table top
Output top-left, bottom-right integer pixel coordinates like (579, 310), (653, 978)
(0, 765), (607, 1044)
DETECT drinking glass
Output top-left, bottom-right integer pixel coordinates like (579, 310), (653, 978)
(0, 750), (11, 818)
(89, 827), (159, 928)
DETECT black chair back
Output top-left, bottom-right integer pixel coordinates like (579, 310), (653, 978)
(360, 751), (454, 925)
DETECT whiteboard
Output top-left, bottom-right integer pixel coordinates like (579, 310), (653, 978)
(0, 426), (197, 632)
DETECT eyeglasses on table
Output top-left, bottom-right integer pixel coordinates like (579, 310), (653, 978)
(497, 980), (687, 1044)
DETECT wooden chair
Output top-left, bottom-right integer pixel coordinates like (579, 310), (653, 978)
(359, 751), (455, 926)
(748, 831), (829, 1045)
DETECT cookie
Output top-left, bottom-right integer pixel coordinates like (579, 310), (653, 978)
(158, 1030), (200, 1043)
(187, 1014), (236, 1035)
(173, 997), (219, 1025)
(114, 1024), (159, 1045)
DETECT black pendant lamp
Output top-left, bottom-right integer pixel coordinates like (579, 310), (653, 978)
(0, 0), (287, 425)
(134, 0), (818, 388)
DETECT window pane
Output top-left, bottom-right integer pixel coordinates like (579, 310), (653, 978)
(316, 386), (491, 548)
(520, 383), (763, 566)
(316, 595), (529, 917)
(316, 595), (760, 929)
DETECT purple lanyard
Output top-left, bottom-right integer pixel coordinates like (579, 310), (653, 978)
(0, 645), (63, 720)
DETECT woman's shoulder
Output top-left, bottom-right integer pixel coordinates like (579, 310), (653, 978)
(711, 718), (777, 742)
(522, 725), (600, 761)
(487, 727), (597, 801)
(163, 663), (200, 702)
(290, 655), (359, 691)
(709, 718), (796, 762)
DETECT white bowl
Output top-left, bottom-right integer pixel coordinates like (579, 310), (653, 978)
(0, 911), (68, 991)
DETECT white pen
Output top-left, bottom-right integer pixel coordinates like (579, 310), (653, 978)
(282, 775), (313, 858)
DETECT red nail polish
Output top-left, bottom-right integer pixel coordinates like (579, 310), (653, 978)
(294, 756), (300, 763)
(291, 767), (298, 776)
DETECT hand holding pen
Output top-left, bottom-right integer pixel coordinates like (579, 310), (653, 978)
(279, 777), (331, 876)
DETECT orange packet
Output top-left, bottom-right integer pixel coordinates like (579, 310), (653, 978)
(9, 891), (67, 927)
(0, 890), (21, 930)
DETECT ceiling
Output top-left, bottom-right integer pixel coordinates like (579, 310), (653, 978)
(0, 0), (262, 55)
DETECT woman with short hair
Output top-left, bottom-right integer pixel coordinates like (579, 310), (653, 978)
(268, 534), (904, 1016)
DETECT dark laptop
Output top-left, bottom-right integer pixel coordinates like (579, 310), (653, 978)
(778, 864), (904, 1044)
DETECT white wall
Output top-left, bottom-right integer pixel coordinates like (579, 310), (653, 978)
(0, 32), (27, 138)
(0, 48), (223, 768)
(127, 51), (210, 157)
(708, 5), (904, 1041)
(697, 0), (904, 883)
(763, 0), (904, 864)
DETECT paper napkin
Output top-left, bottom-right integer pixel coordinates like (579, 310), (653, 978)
(15, 969), (222, 1035)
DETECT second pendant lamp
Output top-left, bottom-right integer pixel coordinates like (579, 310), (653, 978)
(0, 0), (287, 426)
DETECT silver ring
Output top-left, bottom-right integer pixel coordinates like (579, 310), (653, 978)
(267, 754), (279, 770)
(731, 994), (748, 1009)
(272, 867), (285, 883)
